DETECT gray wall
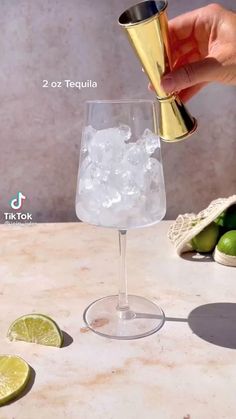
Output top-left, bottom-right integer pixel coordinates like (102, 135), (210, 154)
(0, 0), (235, 222)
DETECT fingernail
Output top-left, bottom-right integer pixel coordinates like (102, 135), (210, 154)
(161, 76), (176, 93)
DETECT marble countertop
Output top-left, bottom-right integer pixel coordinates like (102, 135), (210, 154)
(0, 221), (236, 419)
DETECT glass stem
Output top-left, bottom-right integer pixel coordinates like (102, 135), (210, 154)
(117, 230), (129, 311)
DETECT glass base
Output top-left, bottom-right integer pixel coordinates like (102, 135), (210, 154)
(83, 295), (165, 340)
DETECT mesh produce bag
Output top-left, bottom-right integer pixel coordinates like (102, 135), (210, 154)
(168, 195), (236, 256)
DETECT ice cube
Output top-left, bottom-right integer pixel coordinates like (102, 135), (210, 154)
(139, 128), (160, 155)
(90, 164), (110, 183)
(119, 193), (147, 227)
(120, 169), (140, 196)
(87, 135), (106, 164)
(88, 127), (126, 165)
(111, 156), (145, 200)
(79, 155), (91, 176)
(79, 161), (105, 193)
(124, 144), (148, 167)
(82, 125), (97, 153)
(101, 185), (121, 208)
(121, 192), (141, 210)
(145, 188), (166, 219)
(118, 124), (131, 142)
(76, 193), (100, 222)
(145, 157), (163, 187)
(79, 177), (94, 193)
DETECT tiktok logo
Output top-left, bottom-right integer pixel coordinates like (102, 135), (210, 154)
(10, 192), (26, 210)
(4, 192), (33, 223)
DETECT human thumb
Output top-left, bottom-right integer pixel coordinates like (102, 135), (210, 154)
(161, 57), (221, 93)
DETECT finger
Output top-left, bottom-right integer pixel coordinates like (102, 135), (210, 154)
(171, 39), (198, 63)
(178, 82), (207, 102)
(161, 57), (222, 92)
(172, 49), (201, 69)
(168, 9), (200, 41)
(149, 80), (206, 101)
(148, 50), (201, 92)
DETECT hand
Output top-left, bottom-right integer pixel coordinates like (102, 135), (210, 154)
(153, 4), (236, 101)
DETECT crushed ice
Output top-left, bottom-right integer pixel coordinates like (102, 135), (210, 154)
(76, 125), (165, 227)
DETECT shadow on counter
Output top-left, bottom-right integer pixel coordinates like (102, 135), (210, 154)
(137, 302), (236, 349)
(188, 302), (236, 349)
(180, 252), (214, 263)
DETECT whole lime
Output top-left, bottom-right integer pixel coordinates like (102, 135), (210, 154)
(223, 205), (236, 230)
(217, 230), (236, 256)
(191, 222), (220, 253)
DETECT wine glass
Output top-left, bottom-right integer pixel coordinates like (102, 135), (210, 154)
(76, 100), (166, 339)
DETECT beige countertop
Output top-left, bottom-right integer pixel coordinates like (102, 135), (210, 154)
(0, 221), (236, 419)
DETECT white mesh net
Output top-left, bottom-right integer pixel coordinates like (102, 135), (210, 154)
(168, 195), (236, 255)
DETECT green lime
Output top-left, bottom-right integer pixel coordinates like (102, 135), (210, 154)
(0, 355), (30, 406)
(7, 314), (63, 347)
(217, 230), (236, 256)
(191, 222), (220, 253)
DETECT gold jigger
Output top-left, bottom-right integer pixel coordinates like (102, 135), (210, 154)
(118, 0), (197, 142)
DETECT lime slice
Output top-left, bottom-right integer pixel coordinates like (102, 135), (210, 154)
(7, 314), (63, 347)
(217, 231), (236, 256)
(0, 355), (30, 406)
(191, 222), (220, 253)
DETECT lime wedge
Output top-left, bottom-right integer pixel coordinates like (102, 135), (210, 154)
(7, 314), (63, 347)
(0, 355), (30, 406)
